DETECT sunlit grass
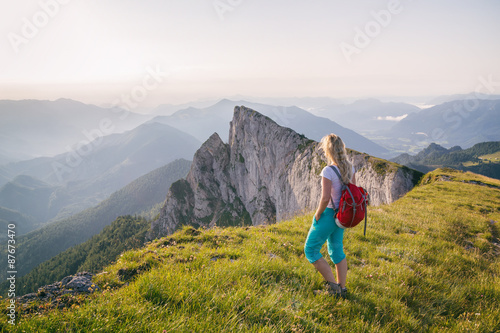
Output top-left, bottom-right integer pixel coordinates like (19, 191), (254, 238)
(1, 169), (499, 332)
(480, 151), (500, 161)
(463, 151), (500, 166)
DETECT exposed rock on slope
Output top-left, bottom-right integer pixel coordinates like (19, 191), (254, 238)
(16, 272), (99, 312)
(147, 106), (422, 239)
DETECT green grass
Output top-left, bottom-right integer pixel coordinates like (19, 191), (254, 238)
(480, 151), (500, 162)
(464, 152), (500, 166)
(1, 169), (499, 332)
(369, 157), (399, 177)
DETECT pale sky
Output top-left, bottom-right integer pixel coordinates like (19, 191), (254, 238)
(1, 0), (499, 107)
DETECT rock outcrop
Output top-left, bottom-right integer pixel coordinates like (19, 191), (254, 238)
(147, 106), (423, 240)
(16, 272), (100, 312)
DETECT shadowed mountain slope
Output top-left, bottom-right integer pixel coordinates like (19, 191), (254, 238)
(0, 159), (191, 282)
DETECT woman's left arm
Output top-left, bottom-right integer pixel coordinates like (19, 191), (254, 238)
(314, 177), (332, 221)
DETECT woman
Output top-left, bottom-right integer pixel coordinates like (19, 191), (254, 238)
(304, 133), (355, 298)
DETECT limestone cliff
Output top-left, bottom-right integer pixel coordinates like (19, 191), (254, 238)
(147, 106), (422, 240)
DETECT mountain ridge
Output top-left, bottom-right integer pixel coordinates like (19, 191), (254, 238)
(149, 99), (390, 158)
(0, 99), (150, 162)
(0, 122), (201, 225)
(310, 98), (421, 134)
(385, 99), (500, 151)
(147, 106), (422, 240)
(391, 141), (500, 179)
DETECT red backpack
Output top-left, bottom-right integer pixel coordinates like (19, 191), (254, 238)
(330, 166), (369, 235)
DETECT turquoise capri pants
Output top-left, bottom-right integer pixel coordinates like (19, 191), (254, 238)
(304, 207), (346, 264)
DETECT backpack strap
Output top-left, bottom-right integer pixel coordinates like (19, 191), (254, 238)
(329, 166), (344, 210)
(363, 197), (367, 237)
(329, 165), (344, 185)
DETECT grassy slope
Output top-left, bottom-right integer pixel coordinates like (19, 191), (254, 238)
(480, 151), (500, 161)
(401, 142), (500, 180)
(2, 169), (499, 332)
(464, 151), (500, 166)
(5, 216), (150, 297)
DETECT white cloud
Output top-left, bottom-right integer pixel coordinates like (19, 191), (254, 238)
(376, 114), (408, 121)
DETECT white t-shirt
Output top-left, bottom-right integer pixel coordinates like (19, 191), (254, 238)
(320, 164), (356, 209)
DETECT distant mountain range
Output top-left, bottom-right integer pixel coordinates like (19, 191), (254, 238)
(392, 141), (500, 180)
(426, 93), (500, 105)
(0, 159), (191, 282)
(0, 206), (36, 242)
(151, 99), (220, 116)
(384, 99), (500, 152)
(0, 122), (200, 227)
(0, 175), (57, 225)
(149, 99), (391, 158)
(0, 99), (152, 163)
(308, 98), (421, 134)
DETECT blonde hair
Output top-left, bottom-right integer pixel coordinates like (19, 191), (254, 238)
(320, 134), (353, 184)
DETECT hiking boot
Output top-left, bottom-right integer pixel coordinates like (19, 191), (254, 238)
(325, 281), (341, 295)
(314, 282), (347, 299)
(339, 286), (348, 299)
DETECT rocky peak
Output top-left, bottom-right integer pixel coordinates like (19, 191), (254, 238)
(147, 106), (422, 240)
(416, 143), (448, 159)
(228, 107), (317, 223)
